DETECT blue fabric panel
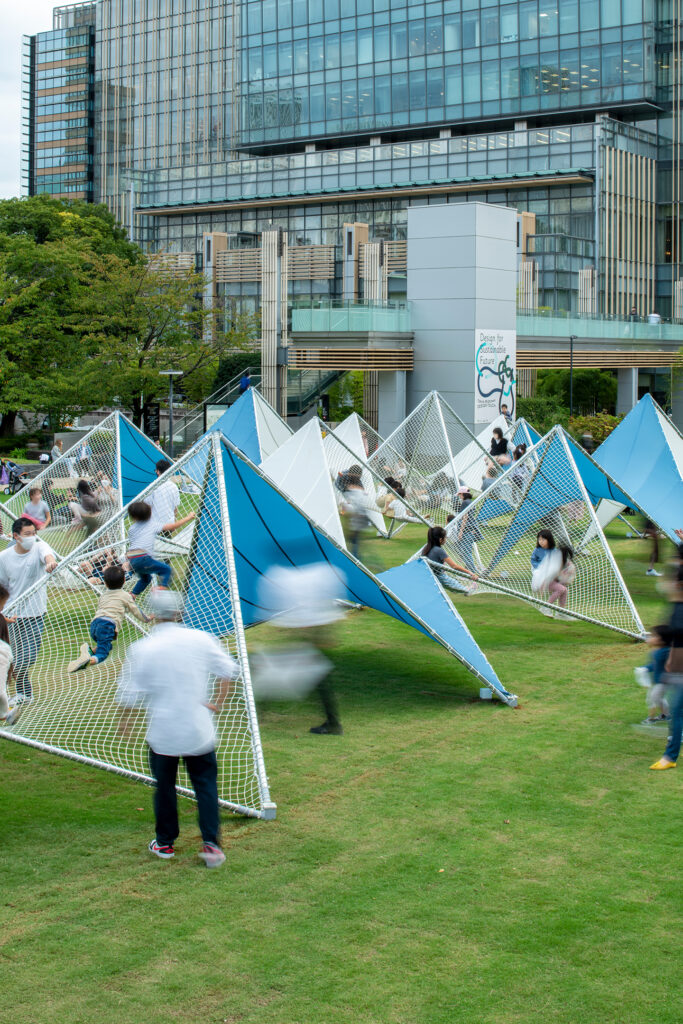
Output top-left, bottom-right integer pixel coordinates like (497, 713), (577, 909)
(489, 432), (583, 569)
(563, 434), (637, 509)
(218, 440), (506, 693)
(183, 449), (234, 636)
(207, 392), (262, 464)
(377, 561), (511, 698)
(183, 392), (262, 485)
(116, 415), (165, 506)
(593, 395), (682, 541)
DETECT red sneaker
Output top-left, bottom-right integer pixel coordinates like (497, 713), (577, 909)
(198, 842), (225, 868)
(148, 839), (175, 859)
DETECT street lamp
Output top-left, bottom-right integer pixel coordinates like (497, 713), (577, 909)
(159, 370), (183, 457)
(569, 335), (577, 419)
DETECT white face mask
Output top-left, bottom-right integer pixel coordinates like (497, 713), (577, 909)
(17, 534), (37, 552)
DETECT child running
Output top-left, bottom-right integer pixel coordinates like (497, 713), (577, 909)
(68, 565), (149, 673)
(635, 624), (671, 725)
(125, 501), (195, 596)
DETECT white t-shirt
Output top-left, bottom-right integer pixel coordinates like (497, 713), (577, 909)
(127, 516), (164, 556)
(117, 622), (238, 755)
(148, 480), (179, 526)
(0, 539), (54, 617)
(23, 499), (49, 522)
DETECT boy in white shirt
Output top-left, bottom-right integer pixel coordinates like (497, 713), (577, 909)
(126, 501), (195, 596)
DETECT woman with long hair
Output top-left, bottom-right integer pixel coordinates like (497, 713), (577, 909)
(68, 478), (101, 533)
(421, 526), (477, 585)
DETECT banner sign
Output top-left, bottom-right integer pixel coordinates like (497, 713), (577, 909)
(474, 328), (516, 421)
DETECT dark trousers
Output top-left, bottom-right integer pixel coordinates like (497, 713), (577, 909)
(148, 747), (220, 846)
(664, 683), (683, 763)
(9, 616), (44, 699)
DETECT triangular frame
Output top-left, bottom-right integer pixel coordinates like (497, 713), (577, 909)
(434, 426), (646, 638)
(0, 434), (276, 819)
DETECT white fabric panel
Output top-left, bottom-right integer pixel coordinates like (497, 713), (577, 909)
(261, 420), (346, 548)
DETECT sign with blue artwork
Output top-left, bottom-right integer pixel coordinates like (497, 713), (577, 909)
(474, 328), (516, 422)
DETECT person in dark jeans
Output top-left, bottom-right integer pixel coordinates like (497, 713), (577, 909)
(117, 590), (237, 866)
(651, 579), (683, 770)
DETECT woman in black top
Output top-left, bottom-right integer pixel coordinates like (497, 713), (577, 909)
(489, 427), (511, 465)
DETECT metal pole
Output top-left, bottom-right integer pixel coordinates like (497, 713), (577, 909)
(168, 376), (174, 457)
(569, 335), (577, 418)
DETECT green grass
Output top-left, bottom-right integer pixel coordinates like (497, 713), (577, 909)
(2, 522), (683, 1024)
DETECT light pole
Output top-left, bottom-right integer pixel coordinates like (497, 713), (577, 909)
(569, 335), (577, 419)
(159, 370), (183, 457)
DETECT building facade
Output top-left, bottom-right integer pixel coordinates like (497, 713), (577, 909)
(21, 1), (682, 320)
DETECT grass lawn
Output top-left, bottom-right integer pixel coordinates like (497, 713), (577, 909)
(2, 521), (682, 1024)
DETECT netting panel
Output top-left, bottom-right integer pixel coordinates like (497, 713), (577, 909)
(0, 413), (162, 558)
(0, 439), (272, 817)
(320, 420), (427, 535)
(441, 429), (644, 637)
(369, 392), (497, 525)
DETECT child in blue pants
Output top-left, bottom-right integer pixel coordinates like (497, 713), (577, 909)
(68, 565), (149, 672)
(125, 501), (195, 596)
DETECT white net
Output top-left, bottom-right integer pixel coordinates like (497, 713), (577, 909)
(368, 391), (499, 525)
(0, 413), (164, 558)
(319, 419), (427, 540)
(437, 427), (645, 637)
(0, 435), (274, 818)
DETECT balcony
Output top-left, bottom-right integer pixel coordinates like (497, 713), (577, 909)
(291, 300), (411, 334)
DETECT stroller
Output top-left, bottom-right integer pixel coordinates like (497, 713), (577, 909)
(3, 461), (30, 495)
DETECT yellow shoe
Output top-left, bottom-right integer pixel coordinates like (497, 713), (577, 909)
(649, 758), (677, 770)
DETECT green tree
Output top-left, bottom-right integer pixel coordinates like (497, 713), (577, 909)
(0, 196), (140, 436)
(75, 254), (218, 426)
(516, 395), (570, 435)
(536, 368), (617, 413)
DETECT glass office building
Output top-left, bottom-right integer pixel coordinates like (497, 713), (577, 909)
(21, 1), (683, 317)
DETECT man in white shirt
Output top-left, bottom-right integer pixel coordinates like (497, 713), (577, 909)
(117, 590), (237, 868)
(0, 517), (57, 703)
(147, 459), (179, 526)
(50, 439), (63, 462)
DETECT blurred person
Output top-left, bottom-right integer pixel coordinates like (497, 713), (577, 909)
(340, 473), (372, 560)
(117, 590), (237, 865)
(650, 579), (683, 770)
(239, 370), (251, 394)
(50, 438), (63, 463)
(510, 444), (529, 491)
(0, 584), (15, 724)
(68, 565), (149, 673)
(259, 562), (346, 735)
(22, 487), (51, 530)
(634, 624), (671, 725)
(68, 479), (101, 534)
(0, 518), (57, 705)
(500, 403), (513, 426)
(643, 518), (662, 576)
(76, 438), (92, 475)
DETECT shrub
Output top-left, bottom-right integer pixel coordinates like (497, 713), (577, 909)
(568, 412), (623, 447)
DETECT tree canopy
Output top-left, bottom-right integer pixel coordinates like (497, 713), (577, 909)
(0, 195), (232, 434)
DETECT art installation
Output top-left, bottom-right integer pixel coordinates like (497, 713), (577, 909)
(0, 412), (163, 556)
(369, 391), (498, 525)
(439, 426), (646, 637)
(0, 435), (275, 819)
(592, 393), (683, 542)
